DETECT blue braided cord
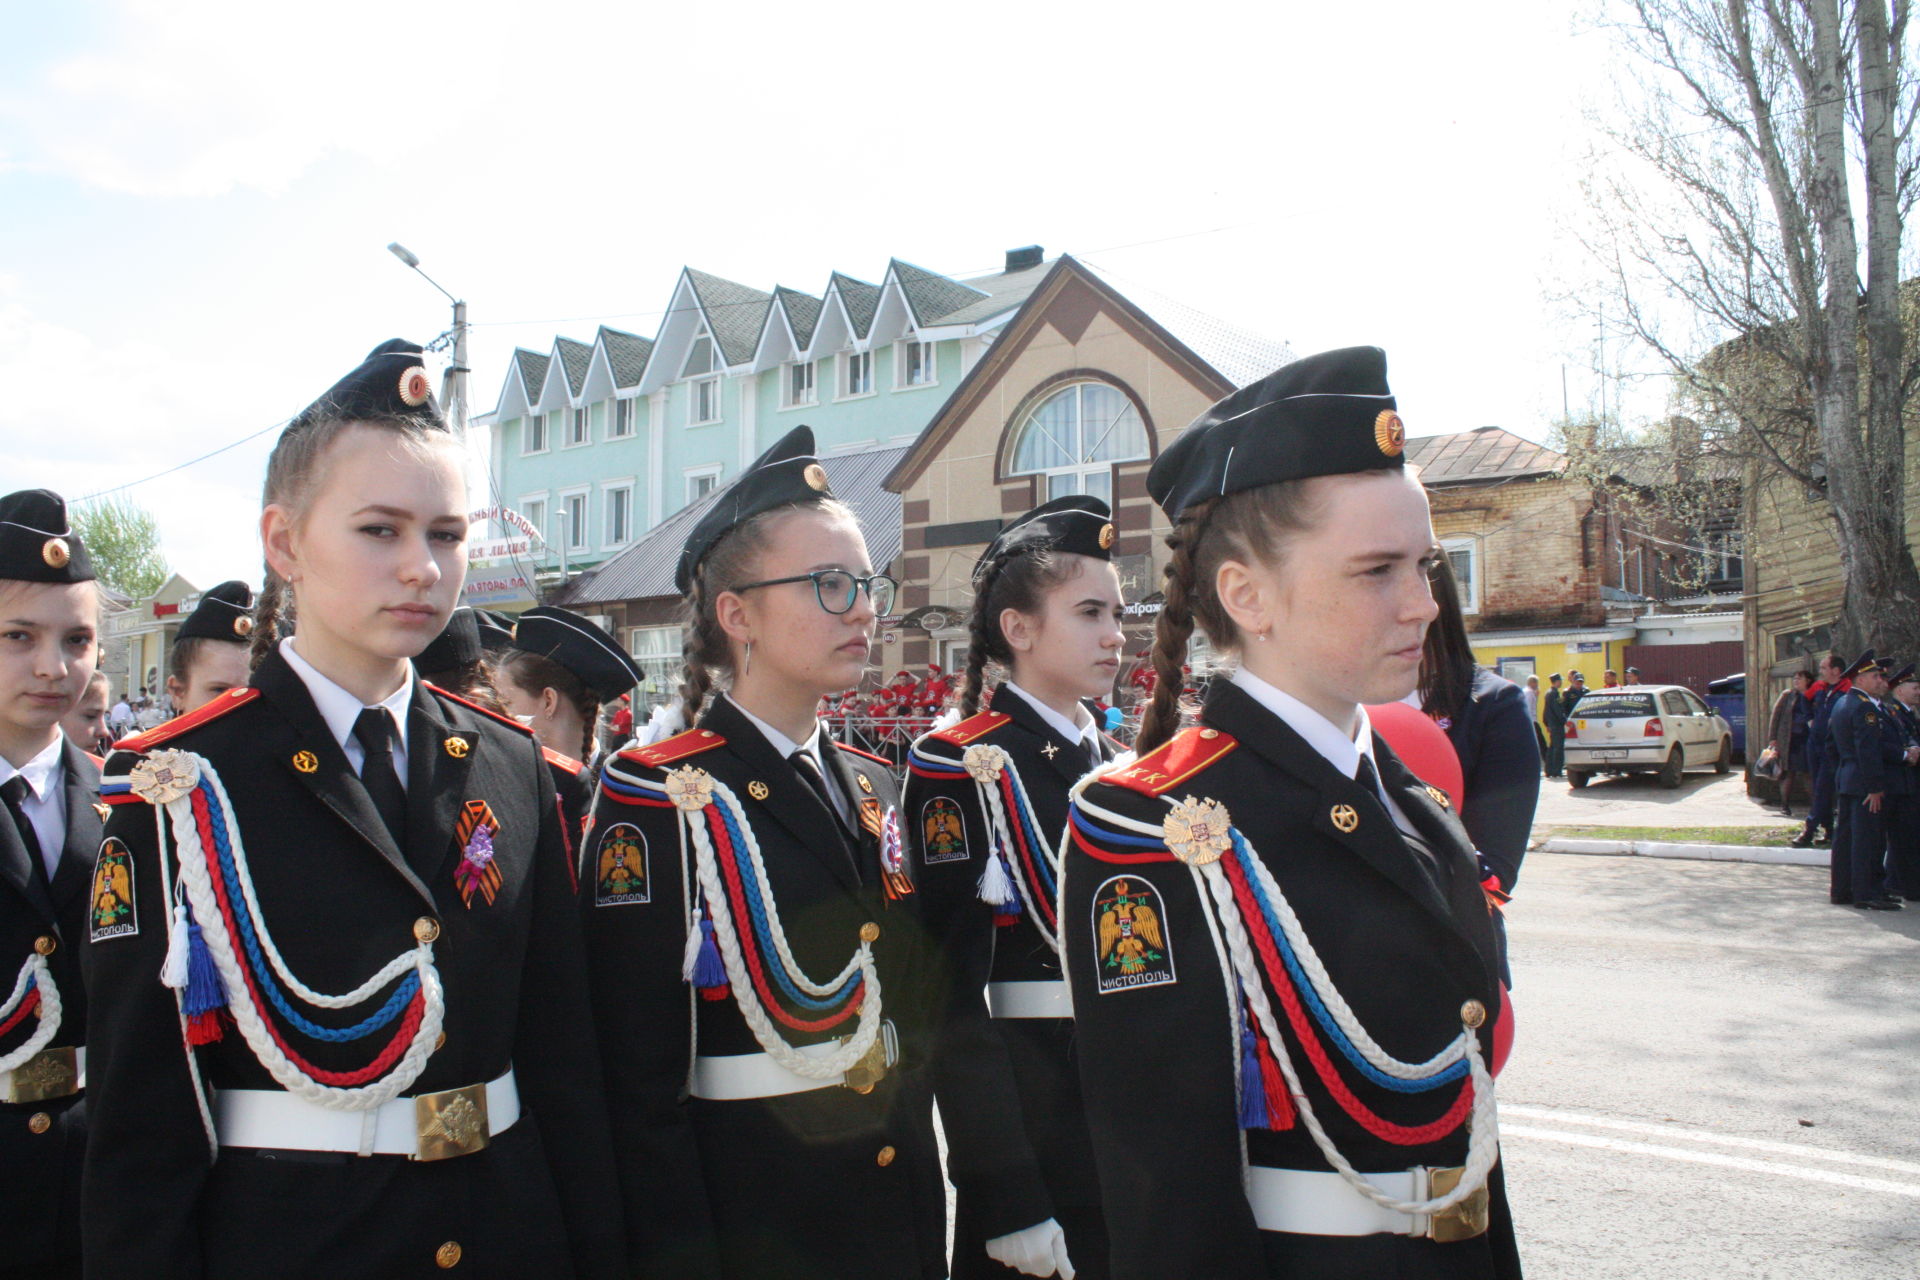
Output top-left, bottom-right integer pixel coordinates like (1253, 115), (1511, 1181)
(1068, 806), (1168, 849)
(200, 781), (419, 1042)
(906, 749), (966, 776)
(600, 771), (665, 799)
(100, 781), (131, 795)
(708, 794), (862, 1012)
(1228, 829), (1465, 1092)
(1002, 772), (1056, 898)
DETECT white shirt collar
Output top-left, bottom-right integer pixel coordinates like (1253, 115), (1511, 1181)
(1230, 667), (1379, 783)
(724, 694), (823, 765)
(0, 734), (66, 803)
(1002, 682), (1098, 754)
(280, 636), (414, 754)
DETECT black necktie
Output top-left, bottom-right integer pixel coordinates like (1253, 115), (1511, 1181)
(2, 774), (50, 889)
(352, 709), (408, 849)
(1353, 754), (1383, 805)
(790, 750), (848, 832)
(1357, 755), (1450, 890)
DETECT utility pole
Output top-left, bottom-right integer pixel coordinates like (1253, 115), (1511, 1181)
(386, 242), (469, 439)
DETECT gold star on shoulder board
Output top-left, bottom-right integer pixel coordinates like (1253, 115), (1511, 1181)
(1042, 743), (1059, 759)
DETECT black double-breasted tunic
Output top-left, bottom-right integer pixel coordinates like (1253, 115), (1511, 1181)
(1, 737), (99, 1278)
(81, 651), (621, 1279)
(904, 688), (1114, 1277)
(584, 694), (946, 1280)
(1061, 680), (1520, 1279)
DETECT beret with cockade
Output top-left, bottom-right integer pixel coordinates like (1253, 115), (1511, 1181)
(176, 580), (256, 643)
(0, 489), (95, 585)
(511, 606), (644, 703)
(975, 495), (1115, 583)
(675, 425), (834, 595)
(288, 338), (445, 432)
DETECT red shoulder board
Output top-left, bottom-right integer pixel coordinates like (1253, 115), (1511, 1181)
(932, 710), (1010, 746)
(1105, 726), (1238, 796)
(86, 752), (104, 768)
(424, 682), (533, 736)
(834, 741), (890, 766)
(542, 746), (584, 776)
(116, 686), (260, 751)
(622, 728), (726, 768)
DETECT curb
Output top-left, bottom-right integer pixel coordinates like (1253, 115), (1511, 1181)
(1535, 837), (1825, 868)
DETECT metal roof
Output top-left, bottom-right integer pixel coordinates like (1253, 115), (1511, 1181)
(1403, 426), (1565, 485)
(560, 442), (911, 605)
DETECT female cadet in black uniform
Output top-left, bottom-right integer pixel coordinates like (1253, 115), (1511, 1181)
(0, 489), (103, 1280)
(904, 495), (1126, 1279)
(1061, 348), (1520, 1279)
(585, 426), (947, 1280)
(165, 581), (256, 715)
(497, 605), (641, 863)
(82, 341), (622, 1279)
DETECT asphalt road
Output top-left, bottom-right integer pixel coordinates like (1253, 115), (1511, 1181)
(1533, 767), (1786, 829)
(1501, 852), (1920, 1277)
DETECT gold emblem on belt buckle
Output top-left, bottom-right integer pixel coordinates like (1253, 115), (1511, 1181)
(5, 1047), (79, 1104)
(838, 1034), (889, 1095)
(1424, 1166), (1490, 1242)
(413, 1082), (490, 1161)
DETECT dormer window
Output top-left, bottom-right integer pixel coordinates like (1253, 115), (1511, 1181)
(683, 335), (715, 378)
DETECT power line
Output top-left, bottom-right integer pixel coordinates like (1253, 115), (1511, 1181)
(74, 418), (287, 503)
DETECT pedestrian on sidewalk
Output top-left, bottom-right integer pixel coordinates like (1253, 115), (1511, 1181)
(1792, 652), (1849, 848)
(1523, 674), (1548, 758)
(1542, 672), (1569, 777)
(1765, 667), (1815, 816)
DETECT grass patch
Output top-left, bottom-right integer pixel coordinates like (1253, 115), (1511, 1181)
(1537, 824), (1803, 847)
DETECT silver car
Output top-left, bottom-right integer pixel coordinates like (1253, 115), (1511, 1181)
(1563, 684), (1735, 789)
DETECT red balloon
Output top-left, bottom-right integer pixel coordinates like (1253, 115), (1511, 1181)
(1365, 701), (1464, 812)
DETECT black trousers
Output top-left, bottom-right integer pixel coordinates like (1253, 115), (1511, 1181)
(1882, 792), (1920, 898)
(1545, 728), (1565, 777)
(1832, 792), (1888, 904)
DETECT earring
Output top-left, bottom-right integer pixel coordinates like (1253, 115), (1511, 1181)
(1258, 629), (1270, 643)
(744, 640), (753, 676)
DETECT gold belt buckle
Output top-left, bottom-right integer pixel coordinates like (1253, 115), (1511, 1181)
(837, 1034), (889, 1095)
(5, 1047), (79, 1104)
(412, 1082), (490, 1162)
(1424, 1166), (1490, 1242)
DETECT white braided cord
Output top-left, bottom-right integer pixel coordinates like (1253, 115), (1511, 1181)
(609, 762), (882, 1080)
(163, 753), (445, 1111)
(970, 746), (1061, 955)
(151, 792), (219, 1158)
(1071, 786), (1500, 1218)
(0, 953), (61, 1071)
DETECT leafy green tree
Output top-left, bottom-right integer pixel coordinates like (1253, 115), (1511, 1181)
(72, 495), (168, 599)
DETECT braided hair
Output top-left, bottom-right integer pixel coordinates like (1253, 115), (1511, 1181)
(252, 410), (451, 670)
(1134, 482), (1323, 755)
(955, 545), (1082, 718)
(497, 650), (600, 761)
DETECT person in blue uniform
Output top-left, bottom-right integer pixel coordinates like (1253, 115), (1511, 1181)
(0, 489), (103, 1280)
(584, 426), (947, 1280)
(1061, 348), (1519, 1279)
(82, 341), (622, 1278)
(164, 580), (256, 715)
(905, 495), (1129, 1280)
(1881, 664), (1920, 900)
(1827, 650), (1905, 910)
(1793, 652), (1850, 848)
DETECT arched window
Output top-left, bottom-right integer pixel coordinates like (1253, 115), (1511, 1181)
(1007, 381), (1149, 505)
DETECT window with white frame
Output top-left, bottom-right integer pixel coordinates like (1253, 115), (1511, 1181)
(520, 497), (547, 549)
(1005, 380), (1150, 507)
(604, 485), (632, 546)
(627, 625), (684, 700)
(611, 397), (636, 438)
(568, 405), (591, 446)
(562, 491), (589, 550)
(900, 340), (936, 387)
(689, 377), (721, 425)
(1442, 537), (1479, 613)
(523, 413), (549, 454)
(784, 359), (817, 408)
(686, 466), (721, 504)
(840, 350), (873, 398)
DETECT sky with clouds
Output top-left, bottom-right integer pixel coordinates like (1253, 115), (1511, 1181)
(3, 0), (1650, 587)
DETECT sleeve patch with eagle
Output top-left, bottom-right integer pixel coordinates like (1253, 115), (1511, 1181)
(90, 836), (139, 941)
(593, 822), (651, 906)
(1092, 874), (1175, 993)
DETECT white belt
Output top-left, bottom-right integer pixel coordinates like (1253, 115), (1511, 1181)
(986, 980), (1074, 1019)
(0, 1046), (85, 1103)
(1247, 1164), (1435, 1238)
(214, 1069), (519, 1159)
(692, 1023), (900, 1101)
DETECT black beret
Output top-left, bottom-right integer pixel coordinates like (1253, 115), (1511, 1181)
(511, 606), (643, 704)
(177, 580), (255, 643)
(1148, 346), (1405, 522)
(0, 489), (95, 585)
(414, 607), (484, 674)
(976, 495), (1114, 583)
(290, 339), (446, 431)
(1844, 649), (1886, 679)
(475, 610), (517, 651)
(675, 425), (833, 595)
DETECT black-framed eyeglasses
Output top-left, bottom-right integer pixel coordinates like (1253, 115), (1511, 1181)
(727, 569), (898, 617)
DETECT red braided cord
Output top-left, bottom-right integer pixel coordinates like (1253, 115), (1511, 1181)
(997, 772), (1057, 930)
(0, 984), (41, 1038)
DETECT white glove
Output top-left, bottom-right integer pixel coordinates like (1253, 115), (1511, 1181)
(929, 706), (962, 734)
(985, 1218), (1075, 1279)
(632, 698), (688, 748)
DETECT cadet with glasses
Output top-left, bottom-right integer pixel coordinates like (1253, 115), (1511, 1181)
(586, 427), (945, 1279)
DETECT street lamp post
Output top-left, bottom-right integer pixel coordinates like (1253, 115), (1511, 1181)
(386, 242), (470, 438)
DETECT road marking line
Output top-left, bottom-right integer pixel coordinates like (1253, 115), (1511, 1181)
(1501, 1125), (1920, 1199)
(1502, 1104), (1920, 1178)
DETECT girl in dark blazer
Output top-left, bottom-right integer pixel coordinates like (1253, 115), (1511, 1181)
(1061, 348), (1520, 1279)
(82, 343), (620, 1279)
(585, 427), (946, 1280)
(905, 495), (1128, 1279)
